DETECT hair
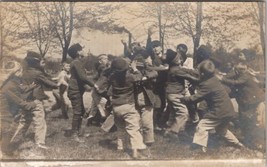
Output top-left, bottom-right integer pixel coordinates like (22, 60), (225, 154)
(68, 43), (83, 59)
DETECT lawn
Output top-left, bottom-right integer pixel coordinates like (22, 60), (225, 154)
(1, 91), (265, 162)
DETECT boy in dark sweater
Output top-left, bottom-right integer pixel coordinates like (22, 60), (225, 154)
(67, 43), (95, 142)
(108, 57), (147, 159)
(12, 51), (58, 149)
(181, 60), (244, 152)
(0, 61), (36, 156)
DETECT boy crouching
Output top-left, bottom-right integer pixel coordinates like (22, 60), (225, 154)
(181, 60), (244, 152)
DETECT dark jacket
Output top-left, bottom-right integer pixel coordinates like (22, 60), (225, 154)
(109, 70), (143, 106)
(22, 67), (58, 100)
(94, 67), (112, 96)
(183, 76), (236, 119)
(0, 75), (36, 117)
(68, 59), (94, 93)
(134, 68), (158, 108)
(166, 65), (199, 95)
(222, 71), (265, 106)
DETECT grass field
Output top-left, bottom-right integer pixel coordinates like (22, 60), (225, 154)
(2, 91), (266, 161)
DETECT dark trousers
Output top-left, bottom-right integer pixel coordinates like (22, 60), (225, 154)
(153, 86), (166, 127)
(68, 90), (85, 133)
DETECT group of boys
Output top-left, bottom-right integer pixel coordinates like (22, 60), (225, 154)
(0, 33), (265, 159)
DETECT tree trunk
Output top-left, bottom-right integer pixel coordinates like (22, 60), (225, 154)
(258, 2), (265, 68)
(128, 32), (132, 47)
(158, 4), (163, 52)
(62, 48), (68, 63)
(0, 3), (3, 68)
(193, 2), (203, 67)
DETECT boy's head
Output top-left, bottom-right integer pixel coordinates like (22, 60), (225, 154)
(151, 40), (162, 56)
(176, 43), (188, 62)
(196, 45), (211, 65)
(24, 51), (44, 69)
(62, 63), (70, 72)
(98, 54), (109, 66)
(198, 60), (215, 79)
(235, 63), (248, 74)
(133, 55), (145, 70)
(111, 57), (129, 73)
(165, 49), (181, 66)
(68, 43), (83, 59)
(176, 44), (188, 54)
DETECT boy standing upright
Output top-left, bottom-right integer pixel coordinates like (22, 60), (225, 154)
(108, 57), (147, 159)
(67, 43), (95, 142)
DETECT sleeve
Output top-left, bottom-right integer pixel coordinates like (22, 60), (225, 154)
(73, 61), (94, 87)
(145, 34), (153, 56)
(186, 82), (211, 103)
(173, 68), (200, 82)
(123, 43), (133, 60)
(19, 84), (35, 93)
(224, 70), (238, 79)
(129, 71), (143, 82)
(37, 73), (58, 89)
(145, 69), (158, 79)
(146, 64), (168, 71)
(222, 74), (248, 86)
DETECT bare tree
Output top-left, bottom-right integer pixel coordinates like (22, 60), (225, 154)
(15, 2), (55, 57)
(167, 2), (204, 66)
(45, 2), (74, 62)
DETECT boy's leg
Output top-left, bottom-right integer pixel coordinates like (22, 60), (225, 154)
(68, 91), (85, 142)
(11, 111), (32, 143)
(166, 94), (189, 134)
(113, 104), (146, 150)
(101, 113), (115, 132)
(32, 100), (47, 146)
(59, 85), (68, 118)
(193, 118), (220, 147)
(52, 89), (61, 110)
(140, 106), (154, 145)
(84, 89), (100, 119)
(215, 118), (240, 145)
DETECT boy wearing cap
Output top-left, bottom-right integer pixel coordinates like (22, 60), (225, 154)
(108, 57), (147, 159)
(0, 61), (36, 156)
(67, 43), (95, 142)
(181, 60), (244, 152)
(12, 51), (58, 149)
(163, 49), (198, 140)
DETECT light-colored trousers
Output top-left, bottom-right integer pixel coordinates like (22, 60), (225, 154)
(113, 104), (146, 150)
(166, 93), (189, 133)
(193, 118), (240, 147)
(87, 89), (107, 118)
(11, 100), (47, 145)
(139, 106), (154, 144)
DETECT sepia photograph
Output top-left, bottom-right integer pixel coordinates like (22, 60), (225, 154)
(0, 1), (266, 166)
